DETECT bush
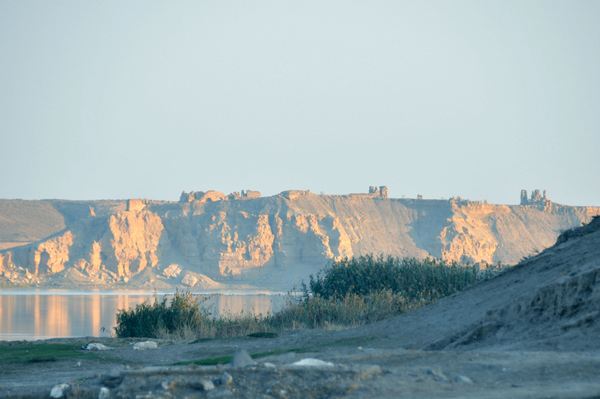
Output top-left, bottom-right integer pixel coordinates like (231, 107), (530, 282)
(306, 255), (495, 301)
(114, 291), (275, 339)
(115, 291), (205, 338)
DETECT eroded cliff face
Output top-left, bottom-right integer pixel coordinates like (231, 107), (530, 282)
(107, 209), (164, 278)
(440, 203), (502, 264)
(438, 200), (600, 265)
(0, 194), (598, 289)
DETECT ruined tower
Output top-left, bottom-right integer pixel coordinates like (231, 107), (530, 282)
(520, 189), (528, 205)
(520, 189), (550, 206)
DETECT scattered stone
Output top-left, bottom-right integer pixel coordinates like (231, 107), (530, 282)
(194, 378), (215, 391)
(231, 349), (256, 367)
(453, 375), (474, 384)
(98, 387), (111, 399)
(214, 371), (233, 386)
(424, 367), (449, 382)
(101, 369), (124, 388)
(291, 358), (335, 367)
(50, 383), (70, 398)
(84, 342), (112, 351)
(133, 341), (158, 350)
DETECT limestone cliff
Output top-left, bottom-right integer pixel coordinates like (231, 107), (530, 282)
(0, 191), (598, 290)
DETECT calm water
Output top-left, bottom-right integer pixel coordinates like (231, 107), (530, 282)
(0, 290), (288, 341)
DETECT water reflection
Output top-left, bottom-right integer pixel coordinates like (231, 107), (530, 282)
(0, 291), (286, 341)
(212, 294), (274, 318)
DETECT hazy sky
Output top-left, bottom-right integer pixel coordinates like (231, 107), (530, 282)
(1, 1), (599, 205)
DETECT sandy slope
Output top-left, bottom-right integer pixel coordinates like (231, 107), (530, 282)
(362, 216), (600, 352)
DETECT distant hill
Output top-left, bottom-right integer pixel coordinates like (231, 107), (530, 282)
(0, 200), (65, 248)
(0, 189), (598, 290)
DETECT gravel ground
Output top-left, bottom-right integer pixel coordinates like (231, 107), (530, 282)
(1, 333), (600, 398)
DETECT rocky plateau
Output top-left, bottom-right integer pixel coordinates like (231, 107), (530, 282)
(0, 188), (598, 290)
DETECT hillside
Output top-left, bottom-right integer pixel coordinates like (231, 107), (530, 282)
(0, 189), (598, 289)
(359, 215), (600, 351)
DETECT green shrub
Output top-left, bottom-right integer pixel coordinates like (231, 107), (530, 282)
(114, 291), (205, 338)
(306, 255), (496, 301)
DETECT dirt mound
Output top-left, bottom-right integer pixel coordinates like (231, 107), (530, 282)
(370, 216), (600, 351)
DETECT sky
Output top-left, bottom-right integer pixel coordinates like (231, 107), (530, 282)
(0, 1), (599, 205)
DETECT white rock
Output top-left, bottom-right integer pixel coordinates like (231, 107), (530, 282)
(217, 371), (233, 385)
(98, 387), (111, 399)
(291, 358), (335, 367)
(201, 379), (215, 391)
(181, 273), (199, 287)
(453, 375), (474, 384)
(133, 341), (158, 350)
(162, 263), (182, 278)
(231, 349), (256, 367)
(263, 362), (277, 368)
(50, 383), (70, 398)
(85, 343), (112, 351)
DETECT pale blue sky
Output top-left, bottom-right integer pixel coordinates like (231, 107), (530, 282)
(1, 1), (599, 205)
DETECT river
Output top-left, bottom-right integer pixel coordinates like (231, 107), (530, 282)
(0, 289), (288, 341)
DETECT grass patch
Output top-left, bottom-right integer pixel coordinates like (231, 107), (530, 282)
(176, 354), (233, 366)
(0, 343), (93, 364)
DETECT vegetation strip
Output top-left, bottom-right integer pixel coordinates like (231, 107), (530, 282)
(0, 343), (96, 364)
(115, 256), (507, 340)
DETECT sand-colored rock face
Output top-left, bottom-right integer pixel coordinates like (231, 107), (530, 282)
(32, 231), (74, 274)
(0, 251), (13, 274)
(0, 194), (598, 289)
(162, 264), (182, 278)
(88, 241), (102, 273)
(106, 208), (164, 278)
(440, 202), (502, 264)
(216, 213), (275, 276)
